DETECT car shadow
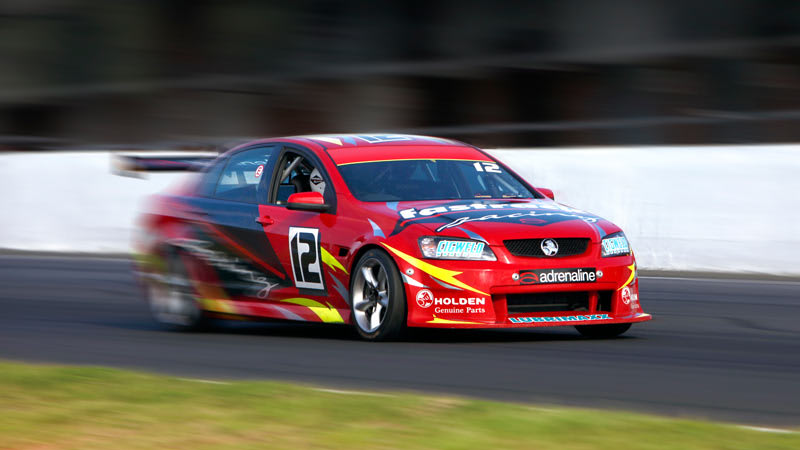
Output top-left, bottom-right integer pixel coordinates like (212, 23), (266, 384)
(97, 315), (637, 344)
(205, 320), (610, 343)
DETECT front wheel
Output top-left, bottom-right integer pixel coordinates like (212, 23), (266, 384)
(575, 323), (631, 338)
(349, 249), (406, 341)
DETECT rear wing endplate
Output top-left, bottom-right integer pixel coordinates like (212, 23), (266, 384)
(112, 154), (216, 177)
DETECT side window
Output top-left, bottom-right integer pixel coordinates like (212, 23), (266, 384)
(213, 147), (274, 203)
(196, 157), (227, 197)
(273, 152), (329, 205)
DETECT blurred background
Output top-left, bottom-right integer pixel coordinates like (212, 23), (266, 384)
(1, 0), (800, 149)
(2, 3), (800, 440)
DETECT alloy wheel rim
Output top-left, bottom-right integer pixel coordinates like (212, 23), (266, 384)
(352, 258), (390, 333)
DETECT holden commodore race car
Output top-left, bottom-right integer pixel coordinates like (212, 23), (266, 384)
(126, 134), (650, 340)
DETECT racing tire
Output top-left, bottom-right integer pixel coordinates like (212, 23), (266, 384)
(575, 323), (631, 338)
(146, 248), (208, 332)
(349, 249), (407, 341)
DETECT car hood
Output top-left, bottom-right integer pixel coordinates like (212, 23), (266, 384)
(364, 198), (621, 244)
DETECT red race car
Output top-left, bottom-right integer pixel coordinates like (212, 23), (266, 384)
(128, 134), (651, 340)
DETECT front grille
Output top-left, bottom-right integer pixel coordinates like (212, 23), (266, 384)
(506, 291), (590, 314)
(504, 238), (589, 257)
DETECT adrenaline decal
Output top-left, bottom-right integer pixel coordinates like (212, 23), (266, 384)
(518, 268), (597, 285)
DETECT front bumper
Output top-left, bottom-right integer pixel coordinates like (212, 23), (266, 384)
(383, 242), (651, 329)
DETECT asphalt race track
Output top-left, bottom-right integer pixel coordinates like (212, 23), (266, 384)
(1, 255), (799, 426)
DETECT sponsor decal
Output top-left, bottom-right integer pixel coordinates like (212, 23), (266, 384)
(435, 240), (485, 258)
(509, 314), (610, 324)
(416, 289), (434, 308)
(626, 289), (640, 310)
(392, 200), (600, 236)
(540, 239), (558, 256)
(518, 268), (597, 285)
(621, 286), (631, 305)
(416, 289), (487, 314)
(399, 201), (588, 220)
(434, 211), (598, 233)
(602, 236), (629, 256)
(310, 174), (324, 185)
(167, 238), (284, 299)
(254, 164), (264, 178)
(288, 227), (325, 291)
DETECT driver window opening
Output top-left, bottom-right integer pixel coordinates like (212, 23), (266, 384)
(275, 153), (326, 204)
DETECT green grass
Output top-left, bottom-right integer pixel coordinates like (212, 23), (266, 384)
(0, 360), (797, 449)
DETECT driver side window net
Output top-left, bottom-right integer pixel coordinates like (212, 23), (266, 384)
(214, 147), (273, 203)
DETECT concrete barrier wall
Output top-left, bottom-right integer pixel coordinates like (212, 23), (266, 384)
(0, 152), (187, 253)
(491, 145), (799, 275)
(1, 146), (797, 274)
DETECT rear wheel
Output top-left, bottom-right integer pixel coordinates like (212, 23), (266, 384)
(575, 323), (631, 338)
(146, 249), (208, 331)
(350, 249), (406, 341)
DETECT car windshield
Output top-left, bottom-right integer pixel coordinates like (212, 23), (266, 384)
(338, 159), (537, 202)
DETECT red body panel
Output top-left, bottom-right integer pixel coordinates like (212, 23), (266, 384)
(133, 134), (651, 330)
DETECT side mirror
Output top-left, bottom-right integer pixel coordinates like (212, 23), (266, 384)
(536, 187), (555, 200)
(287, 191), (329, 212)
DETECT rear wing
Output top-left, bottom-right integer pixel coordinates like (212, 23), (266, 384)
(112, 154), (217, 177)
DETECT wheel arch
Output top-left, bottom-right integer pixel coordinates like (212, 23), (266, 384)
(348, 243), (385, 276)
(348, 243), (408, 311)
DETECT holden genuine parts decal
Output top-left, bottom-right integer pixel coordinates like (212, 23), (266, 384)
(394, 201), (599, 234)
(415, 288), (487, 314)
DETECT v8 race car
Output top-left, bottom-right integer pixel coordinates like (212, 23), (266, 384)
(129, 134), (651, 340)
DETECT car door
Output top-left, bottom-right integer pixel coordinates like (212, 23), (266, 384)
(257, 146), (351, 309)
(182, 145), (292, 301)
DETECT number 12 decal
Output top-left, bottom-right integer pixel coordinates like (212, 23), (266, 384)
(473, 162), (501, 173)
(289, 227), (325, 291)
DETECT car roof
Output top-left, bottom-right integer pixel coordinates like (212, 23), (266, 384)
(230, 134), (493, 166)
(300, 134), (458, 149)
(306, 134), (494, 166)
(327, 144), (493, 166)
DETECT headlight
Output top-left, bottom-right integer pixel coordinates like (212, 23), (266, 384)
(601, 232), (631, 257)
(419, 236), (496, 261)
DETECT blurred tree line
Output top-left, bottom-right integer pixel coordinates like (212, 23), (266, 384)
(1, 0), (799, 148)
